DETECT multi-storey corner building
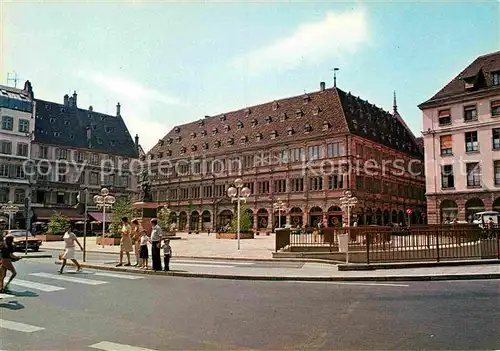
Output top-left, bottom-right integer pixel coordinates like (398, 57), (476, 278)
(0, 81), (35, 228)
(30, 87), (140, 222)
(420, 51), (500, 224)
(147, 82), (426, 232)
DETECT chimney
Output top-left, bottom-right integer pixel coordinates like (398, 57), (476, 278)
(116, 102), (121, 117)
(320, 81), (326, 92)
(68, 96), (74, 107)
(72, 91), (78, 107)
(89, 105), (93, 112)
(24, 80), (34, 99)
(135, 134), (139, 152)
(64, 94), (69, 106)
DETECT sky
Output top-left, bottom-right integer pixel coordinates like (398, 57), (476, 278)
(1, 1), (499, 152)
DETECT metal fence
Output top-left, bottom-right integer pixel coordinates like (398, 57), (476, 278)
(275, 225), (500, 263)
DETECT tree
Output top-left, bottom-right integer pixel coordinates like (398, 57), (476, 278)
(230, 204), (253, 233)
(47, 212), (70, 235)
(157, 206), (173, 231)
(109, 197), (134, 238)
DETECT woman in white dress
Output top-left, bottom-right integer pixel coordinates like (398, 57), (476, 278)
(59, 225), (83, 274)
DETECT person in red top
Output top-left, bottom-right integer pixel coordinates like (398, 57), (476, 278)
(0, 233), (22, 292)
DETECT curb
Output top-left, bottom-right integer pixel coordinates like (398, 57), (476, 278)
(54, 261), (500, 282)
(19, 254), (53, 259)
(338, 259), (500, 271)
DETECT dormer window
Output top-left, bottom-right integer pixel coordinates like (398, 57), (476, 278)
(493, 71), (500, 86)
(272, 101), (279, 111)
(352, 120), (358, 130)
(245, 108), (251, 116)
(158, 152), (164, 158)
(224, 125), (230, 133)
(304, 124), (312, 133)
(212, 127), (218, 135)
(214, 140), (221, 148)
(198, 119), (205, 127)
(237, 120), (244, 129)
(227, 136), (234, 145)
(264, 116), (272, 124)
(175, 136), (182, 142)
(280, 113), (288, 122)
(251, 118), (258, 127)
(174, 126), (180, 133)
(191, 132), (197, 139)
(149, 154), (155, 160)
(270, 130), (278, 139)
(201, 130), (207, 137)
(322, 121), (330, 131)
(180, 147), (186, 154)
(255, 133), (263, 141)
(158, 139), (164, 146)
(287, 127), (295, 136)
(302, 94), (310, 104)
(220, 114), (226, 122)
(166, 150), (172, 156)
(191, 145), (197, 151)
(240, 136), (248, 144)
(362, 126), (368, 134)
(167, 138), (173, 144)
(202, 142), (209, 150)
(296, 109), (303, 118)
(313, 107), (321, 116)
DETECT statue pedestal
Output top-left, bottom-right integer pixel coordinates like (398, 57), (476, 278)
(132, 201), (179, 239)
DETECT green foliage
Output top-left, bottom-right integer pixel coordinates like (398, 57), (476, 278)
(157, 206), (173, 231)
(108, 197), (133, 238)
(47, 212), (71, 235)
(230, 204), (253, 233)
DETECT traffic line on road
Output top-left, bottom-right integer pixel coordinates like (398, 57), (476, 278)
(0, 319), (44, 333)
(30, 272), (108, 285)
(92, 272), (144, 280)
(90, 341), (158, 351)
(10, 279), (65, 292)
(283, 281), (410, 287)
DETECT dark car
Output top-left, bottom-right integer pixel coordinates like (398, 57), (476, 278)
(4, 230), (43, 252)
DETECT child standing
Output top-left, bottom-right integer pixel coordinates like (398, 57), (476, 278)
(139, 231), (150, 270)
(161, 239), (172, 271)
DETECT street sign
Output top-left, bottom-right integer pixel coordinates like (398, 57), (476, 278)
(406, 209), (413, 215)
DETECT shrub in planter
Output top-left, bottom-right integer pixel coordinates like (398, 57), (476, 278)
(230, 204), (253, 234)
(47, 212), (70, 235)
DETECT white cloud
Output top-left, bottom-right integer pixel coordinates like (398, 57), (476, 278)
(232, 9), (369, 73)
(77, 70), (183, 106)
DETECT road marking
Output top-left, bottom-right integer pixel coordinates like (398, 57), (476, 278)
(92, 272), (144, 280)
(0, 319), (44, 333)
(90, 341), (158, 351)
(10, 279), (65, 292)
(0, 293), (11, 299)
(30, 273), (108, 285)
(283, 281), (410, 287)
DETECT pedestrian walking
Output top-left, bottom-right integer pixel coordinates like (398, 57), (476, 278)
(117, 217), (133, 267)
(139, 230), (150, 269)
(161, 239), (172, 271)
(0, 233), (22, 292)
(59, 225), (83, 274)
(150, 218), (162, 271)
(131, 219), (142, 266)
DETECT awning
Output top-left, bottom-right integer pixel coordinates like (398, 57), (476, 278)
(88, 212), (110, 223)
(33, 208), (85, 221)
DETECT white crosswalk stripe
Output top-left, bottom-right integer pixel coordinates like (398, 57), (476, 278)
(0, 293), (11, 299)
(10, 279), (65, 292)
(90, 341), (158, 351)
(30, 272), (108, 285)
(92, 272), (144, 280)
(0, 319), (44, 333)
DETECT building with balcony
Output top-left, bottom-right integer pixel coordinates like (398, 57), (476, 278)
(0, 81), (35, 227)
(30, 88), (140, 222)
(420, 51), (500, 224)
(147, 82), (426, 232)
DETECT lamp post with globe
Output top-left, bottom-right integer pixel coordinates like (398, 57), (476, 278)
(340, 191), (358, 227)
(93, 188), (115, 248)
(273, 199), (287, 230)
(227, 178), (251, 250)
(1, 201), (19, 231)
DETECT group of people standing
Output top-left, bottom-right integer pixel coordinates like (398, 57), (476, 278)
(117, 217), (172, 271)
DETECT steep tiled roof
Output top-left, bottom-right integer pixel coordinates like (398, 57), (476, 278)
(34, 99), (138, 158)
(421, 51), (500, 106)
(148, 86), (422, 160)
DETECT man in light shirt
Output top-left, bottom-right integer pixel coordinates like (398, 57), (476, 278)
(150, 218), (162, 271)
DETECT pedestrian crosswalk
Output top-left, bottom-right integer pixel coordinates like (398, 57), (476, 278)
(0, 319), (45, 333)
(30, 272), (109, 285)
(90, 341), (158, 351)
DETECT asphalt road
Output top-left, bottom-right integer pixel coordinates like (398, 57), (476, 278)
(1, 259), (499, 350)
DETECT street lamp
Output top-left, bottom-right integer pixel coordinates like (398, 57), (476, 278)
(1, 201), (19, 231)
(339, 190), (358, 227)
(273, 199), (286, 230)
(93, 188), (115, 248)
(227, 178), (251, 250)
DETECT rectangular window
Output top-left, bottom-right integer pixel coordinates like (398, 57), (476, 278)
(16, 143), (27, 157)
(169, 188), (178, 200)
(464, 105), (477, 122)
(308, 145), (323, 160)
(290, 148), (303, 163)
(121, 175), (129, 188)
(1, 141), (12, 155)
(191, 187), (200, 199)
(2, 116), (13, 130)
(14, 189), (25, 204)
(466, 162), (481, 187)
(0, 164), (9, 177)
(0, 188), (9, 202)
(356, 175), (363, 190)
(76, 151), (85, 163)
(215, 184), (226, 197)
(493, 72), (500, 86)
(328, 175), (344, 189)
(39, 146), (49, 159)
(78, 172), (86, 184)
(257, 181), (270, 194)
(56, 148), (67, 160)
(180, 188), (189, 199)
(492, 100), (500, 117)
(18, 119), (29, 133)
(57, 193), (65, 204)
(280, 150), (288, 164)
(90, 153), (99, 165)
(494, 161), (500, 186)
(465, 131), (479, 152)
(327, 142), (344, 158)
(440, 135), (453, 155)
(203, 185), (213, 198)
(242, 155), (254, 168)
(438, 109), (451, 125)
(15, 165), (25, 179)
(243, 182), (254, 195)
(493, 128), (500, 150)
(273, 179), (286, 193)
(441, 165), (454, 189)
(89, 172), (99, 185)
(308, 176), (323, 191)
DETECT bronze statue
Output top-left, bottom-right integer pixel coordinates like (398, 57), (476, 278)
(139, 169), (153, 202)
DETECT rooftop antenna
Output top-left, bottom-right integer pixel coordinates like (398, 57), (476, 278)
(331, 68), (339, 88)
(7, 71), (19, 88)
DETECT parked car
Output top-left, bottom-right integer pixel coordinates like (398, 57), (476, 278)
(3, 230), (43, 252)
